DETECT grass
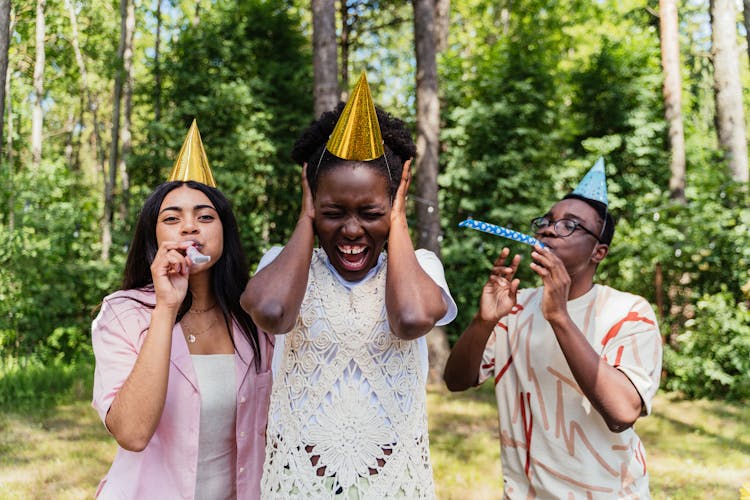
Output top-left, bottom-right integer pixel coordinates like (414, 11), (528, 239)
(1, 376), (749, 499)
(427, 383), (750, 499)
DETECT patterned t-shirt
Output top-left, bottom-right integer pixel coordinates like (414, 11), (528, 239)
(478, 284), (662, 498)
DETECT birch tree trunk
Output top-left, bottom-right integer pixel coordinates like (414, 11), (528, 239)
(66, 0), (105, 185)
(2, 3), (11, 230)
(154, 0), (162, 122)
(0, 0), (10, 158)
(118, 0), (135, 223)
(743, 0), (750, 67)
(659, 0), (686, 202)
(312, 0), (339, 117)
(103, 0), (129, 261)
(710, 0), (749, 182)
(31, 0), (46, 168)
(413, 0), (449, 385)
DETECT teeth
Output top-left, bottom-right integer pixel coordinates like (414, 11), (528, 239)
(338, 245), (365, 255)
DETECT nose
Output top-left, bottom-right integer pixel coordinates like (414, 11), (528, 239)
(535, 222), (556, 238)
(181, 218), (199, 235)
(341, 216), (364, 239)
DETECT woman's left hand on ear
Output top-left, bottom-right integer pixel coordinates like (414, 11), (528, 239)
(390, 159), (412, 224)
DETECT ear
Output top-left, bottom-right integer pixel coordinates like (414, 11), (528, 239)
(591, 243), (609, 264)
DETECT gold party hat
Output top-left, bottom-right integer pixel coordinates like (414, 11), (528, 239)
(167, 119), (216, 187)
(326, 71), (384, 161)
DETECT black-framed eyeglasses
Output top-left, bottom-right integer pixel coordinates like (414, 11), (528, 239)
(530, 217), (602, 242)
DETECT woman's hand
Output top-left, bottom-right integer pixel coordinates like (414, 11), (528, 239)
(478, 248), (521, 323)
(150, 241), (192, 310)
(299, 163), (315, 223)
(390, 159), (412, 225)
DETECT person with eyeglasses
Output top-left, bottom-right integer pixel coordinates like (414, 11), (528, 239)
(444, 159), (662, 498)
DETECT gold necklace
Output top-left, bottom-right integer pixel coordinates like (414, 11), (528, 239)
(181, 312), (220, 343)
(189, 303), (217, 314)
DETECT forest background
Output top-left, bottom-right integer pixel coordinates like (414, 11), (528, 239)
(0, 0), (749, 422)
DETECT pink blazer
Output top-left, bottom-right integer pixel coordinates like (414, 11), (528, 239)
(92, 288), (273, 499)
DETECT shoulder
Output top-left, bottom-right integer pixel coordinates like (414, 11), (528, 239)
(597, 285), (656, 315)
(255, 245), (285, 272)
(413, 249), (446, 276)
(414, 248), (440, 264)
(101, 288), (155, 316)
(94, 288), (156, 338)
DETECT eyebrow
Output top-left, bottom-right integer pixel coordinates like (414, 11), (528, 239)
(159, 204), (216, 215)
(545, 211), (586, 222)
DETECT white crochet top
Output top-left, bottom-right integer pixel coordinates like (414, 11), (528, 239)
(261, 249), (434, 499)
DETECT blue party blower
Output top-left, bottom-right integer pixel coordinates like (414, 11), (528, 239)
(458, 218), (545, 248)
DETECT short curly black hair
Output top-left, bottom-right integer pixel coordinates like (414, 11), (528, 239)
(291, 102), (417, 198)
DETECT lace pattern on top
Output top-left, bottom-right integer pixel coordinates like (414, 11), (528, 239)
(261, 249), (434, 499)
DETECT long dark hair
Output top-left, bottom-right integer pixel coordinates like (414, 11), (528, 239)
(122, 180), (261, 368)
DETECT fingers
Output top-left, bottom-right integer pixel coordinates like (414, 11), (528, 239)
(153, 241), (193, 276)
(490, 248), (522, 280)
(300, 163), (315, 220)
(395, 159), (412, 201)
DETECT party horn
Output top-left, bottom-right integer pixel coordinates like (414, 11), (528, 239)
(459, 218), (545, 248)
(186, 245), (211, 264)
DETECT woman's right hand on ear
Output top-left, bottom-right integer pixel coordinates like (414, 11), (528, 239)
(151, 241), (192, 311)
(300, 163), (315, 223)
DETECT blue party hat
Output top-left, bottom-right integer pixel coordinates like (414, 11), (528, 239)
(571, 157), (608, 206)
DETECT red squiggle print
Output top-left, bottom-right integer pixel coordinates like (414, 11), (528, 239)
(519, 391), (533, 478)
(601, 311), (655, 349)
(494, 355), (514, 386)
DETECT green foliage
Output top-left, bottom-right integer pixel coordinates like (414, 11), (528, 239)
(0, 161), (121, 359)
(0, 354), (93, 410)
(142, 0), (313, 262)
(664, 291), (750, 400)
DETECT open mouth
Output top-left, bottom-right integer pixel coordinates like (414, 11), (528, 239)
(336, 244), (370, 272)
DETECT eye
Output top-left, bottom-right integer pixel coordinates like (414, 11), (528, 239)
(560, 220), (578, 232)
(362, 210), (385, 220)
(321, 210), (343, 219)
(161, 215), (179, 223)
(198, 214), (215, 222)
(532, 217), (550, 229)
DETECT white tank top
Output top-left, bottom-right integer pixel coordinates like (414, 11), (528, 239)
(192, 354), (237, 500)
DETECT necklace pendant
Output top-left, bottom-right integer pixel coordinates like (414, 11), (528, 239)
(187, 334), (197, 343)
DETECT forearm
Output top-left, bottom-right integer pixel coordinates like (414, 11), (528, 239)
(241, 217), (314, 333)
(549, 315), (643, 432)
(105, 305), (176, 451)
(444, 315), (496, 391)
(385, 220), (447, 340)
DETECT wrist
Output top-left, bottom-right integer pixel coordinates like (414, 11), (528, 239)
(546, 311), (573, 329)
(473, 312), (499, 330)
(153, 303), (180, 320)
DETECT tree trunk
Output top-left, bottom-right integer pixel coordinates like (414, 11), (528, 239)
(312, 0), (339, 117)
(743, 0), (750, 67)
(66, 0), (105, 189)
(0, 0), (11, 159)
(413, 0), (441, 256)
(154, 0), (162, 122)
(710, 0), (749, 182)
(3, 4), (12, 230)
(413, 0), (448, 386)
(118, 0), (135, 223)
(340, 1), (351, 98)
(434, 0), (449, 51)
(193, 0), (200, 27)
(104, 0), (129, 261)
(659, 0), (686, 202)
(31, 0), (46, 168)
